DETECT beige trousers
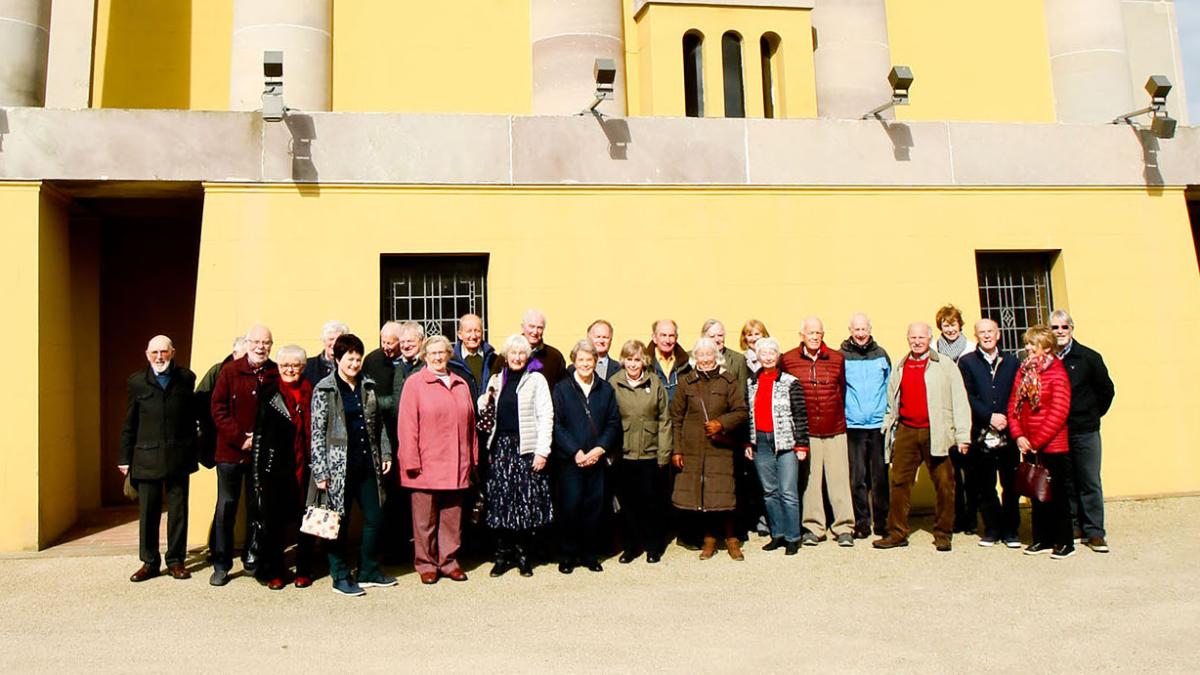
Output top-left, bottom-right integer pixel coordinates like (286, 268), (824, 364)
(802, 433), (855, 538)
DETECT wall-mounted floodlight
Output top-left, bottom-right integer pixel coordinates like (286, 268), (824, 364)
(262, 50), (286, 122)
(586, 58), (618, 115)
(862, 66), (914, 120)
(1114, 75), (1176, 140)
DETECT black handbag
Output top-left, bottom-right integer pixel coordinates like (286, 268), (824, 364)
(1015, 454), (1052, 503)
(476, 387), (497, 435)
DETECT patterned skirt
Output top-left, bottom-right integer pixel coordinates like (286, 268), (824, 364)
(485, 433), (553, 531)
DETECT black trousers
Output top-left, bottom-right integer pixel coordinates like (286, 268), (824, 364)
(211, 462), (257, 571)
(968, 443), (1021, 540)
(617, 460), (666, 556)
(554, 461), (606, 563)
(135, 475), (189, 567)
(1031, 452), (1073, 548)
(950, 447), (978, 532)
(847, 428), (889, 535)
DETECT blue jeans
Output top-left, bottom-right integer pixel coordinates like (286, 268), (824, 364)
(1067, 431), (1105, 538)
(752, 431), (801, 542)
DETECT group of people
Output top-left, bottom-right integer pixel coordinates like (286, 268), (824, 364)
(119, 304), (1114, 595)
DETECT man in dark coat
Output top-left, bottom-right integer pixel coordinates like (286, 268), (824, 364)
(195, 336), (246, 469)
(302, 320), (348, 385)
(520, 309), (566, 387)
(119, 335), (199, 582)
(1051, 310), (1115, 553)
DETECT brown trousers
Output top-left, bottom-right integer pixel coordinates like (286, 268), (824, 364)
(411, 489), (465, 575)
(887, 425), (956, 542)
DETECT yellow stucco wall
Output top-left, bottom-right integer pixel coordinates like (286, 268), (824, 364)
(333, 2), (532, 114)
(625, 2), (816, 118)
(0, 185), (42, 551)
(92, 0), (233, 110)
(181, 183), (1200, 543)
(885, 0), (1056, 123)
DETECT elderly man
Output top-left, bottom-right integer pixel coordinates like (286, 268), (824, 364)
(840, 313), (891, 539)
(958, 318), (1021, 547)
(364, 321), (406, 452)
(120, 335), (199, 582)
(782, 317), (855, 547)
(448, 314), (497, 401)
(588, 320), (621, 381)
(1051, 310), (1115, 553)
(209, 324), (280, 586)
(651, 319), (691, 403)
(303, 320), (348, 385)
(195, 336), (246, 469)
(874, 322), (971, 552)
(519, 309), (566, 386)
(701, 319), (748, 389)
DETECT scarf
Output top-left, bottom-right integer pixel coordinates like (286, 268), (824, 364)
(937, 335), (968, 362)
(279, 378), (312, 487)
(1015, 354), (1053, 414)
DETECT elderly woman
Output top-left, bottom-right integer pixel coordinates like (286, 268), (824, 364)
(252, 344), (315, 590)
(610, 339), (672, 564)
(744, 337), (809, 555)
(552, 340), (621, 574)
(740, 319), (770, 375)
(1007, 325), (1074, 559)
(311, 334), (394, 597)
(397, 335), (478, 585)
(479, 334), (554, 577)
(671, 337), (750, 560)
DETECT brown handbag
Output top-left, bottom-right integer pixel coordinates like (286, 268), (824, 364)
(1015, 454), (1052, 503)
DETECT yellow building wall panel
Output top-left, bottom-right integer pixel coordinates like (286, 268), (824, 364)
(333, 2), (531, 114)
(885, 0), (1056, 122)
(92, 0), (232, 110)
(183, 184), (1200, 542)
(628, 3), (816, 118)
(0, 185), (42, 551)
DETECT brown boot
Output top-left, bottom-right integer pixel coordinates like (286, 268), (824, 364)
(699, 536), (718, 560)
(726, 537), (745, 561)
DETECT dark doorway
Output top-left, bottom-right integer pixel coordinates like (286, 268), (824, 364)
(975, 251), (1056, 350)
(1188, 189), (1199, 273)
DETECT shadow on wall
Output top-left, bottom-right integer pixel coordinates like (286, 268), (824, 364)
(284, 113), (320, 196)
(877, 119), (914, 162)
(592, 111), (631, 160)
(99, 0), (192, 109)
(0, 108), (8, 151)
(1133, 127), (1165, 192)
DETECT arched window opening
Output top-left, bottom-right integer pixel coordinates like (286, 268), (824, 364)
(683, 31), (705, 117)
(722, 31), (745, 118)
(760, 33), (781, 119)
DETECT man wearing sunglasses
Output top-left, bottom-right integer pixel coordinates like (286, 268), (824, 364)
(1050, 310), (1115, 554)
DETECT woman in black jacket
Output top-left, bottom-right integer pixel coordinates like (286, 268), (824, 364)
(552, 339), (621, 574)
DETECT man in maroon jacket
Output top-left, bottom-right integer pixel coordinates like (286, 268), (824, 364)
(208, 324), (280, 586)
(781, 317), (855, 547)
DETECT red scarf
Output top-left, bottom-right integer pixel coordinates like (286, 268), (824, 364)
(279, 378), (313, 488)
(1016, 354), (1052, 414)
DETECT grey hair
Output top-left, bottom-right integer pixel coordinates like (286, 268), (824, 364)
(907, 322), (933, 337)
(275, 344), (307, 364)
(700, 318), (724, 336)
(321, 320), (349, 341)
(569, 339), (598, 362)
(499, 333), (532, 360)
(522, 308), (546, 326)
(754, 337), (781, 357)
(801, 315), (824, 333)
(380, 320), (404, 339)
(231, 336), (247, 351)
(421, 335), (452, 359)
(689, 337), (726, 369)
(848, 312), (872, 330)
(397, 321), (426, 339)
(1049, 309), (1074, 328)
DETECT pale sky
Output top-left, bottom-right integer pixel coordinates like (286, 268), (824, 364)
(1180, 0), (1200, 122)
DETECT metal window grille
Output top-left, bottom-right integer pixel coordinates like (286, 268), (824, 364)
(381, 255), (488, 341)
(976, 252), (1055, 351)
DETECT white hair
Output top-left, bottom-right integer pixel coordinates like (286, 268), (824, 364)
(848, 313), (871, 330)
(754, 337), (781, 357)
(907, 322), (932, 337)
(276, 344), (307, 363)
(231, 336), (247, 351)
(690, 337), (726, 369)
(522, 309), (546, 327)
(421, 335), (452, 359)
(499, 334), (532, 359)
(380, 320), (403, 339)
(1050, 309), (1074, 328)
(397, 321), (425, 339)
(569, 339), (598, 362)
(321, 320), (349, 341)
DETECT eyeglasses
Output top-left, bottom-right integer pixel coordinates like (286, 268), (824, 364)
(279, 363), (303, 369)
(1050, 325), (1070, 330)
(248, 339), (273, 347)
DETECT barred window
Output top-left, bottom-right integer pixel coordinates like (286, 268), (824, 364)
(975, 252), (1055, 351)
(381, 255), (489, 341)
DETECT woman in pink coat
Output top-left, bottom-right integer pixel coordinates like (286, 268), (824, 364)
(397, 335), (479, 584)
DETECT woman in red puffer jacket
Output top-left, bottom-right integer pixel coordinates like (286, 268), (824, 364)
(1008, 325), (1073, 559)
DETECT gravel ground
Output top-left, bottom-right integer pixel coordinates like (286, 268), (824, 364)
(1, 497), (1197, 673)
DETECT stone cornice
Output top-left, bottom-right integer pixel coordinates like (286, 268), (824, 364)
(634, 0), (816, 19)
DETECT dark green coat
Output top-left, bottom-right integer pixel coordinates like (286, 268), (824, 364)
(670, 369), (748, 512)
(119, 365), (200, 480)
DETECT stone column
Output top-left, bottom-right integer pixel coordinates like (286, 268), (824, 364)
(0, 0), (52, 106)
(1044, 0), (1134, 123)
(811, 0), (892, 119)
(531, 0), (626, 116)
(45, 0), (98, 109)
(230, 0), (332, 112)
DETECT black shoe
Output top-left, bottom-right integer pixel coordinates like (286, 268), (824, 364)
(1024, 542), (1052, 556)
(646, 552), (661, 564)
(618, 552), (638, 564)
(558, 563), (574, 574)
(762, 537), (785, 552)
(583, 560), (603, 573)
(489, 559), (513, 578)
(1050, 545), (1077, 560)
(852, 527), (871, 540)
(784, 541), (800, 556)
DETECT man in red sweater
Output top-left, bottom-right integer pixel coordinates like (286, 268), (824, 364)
(875, 322), (972, 552)
(781, 317), (855, 547)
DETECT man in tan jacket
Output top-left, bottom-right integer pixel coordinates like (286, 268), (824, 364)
(874, 322), (971, 552)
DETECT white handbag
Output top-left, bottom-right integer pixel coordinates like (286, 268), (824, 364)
(300, 492), (341, 540)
